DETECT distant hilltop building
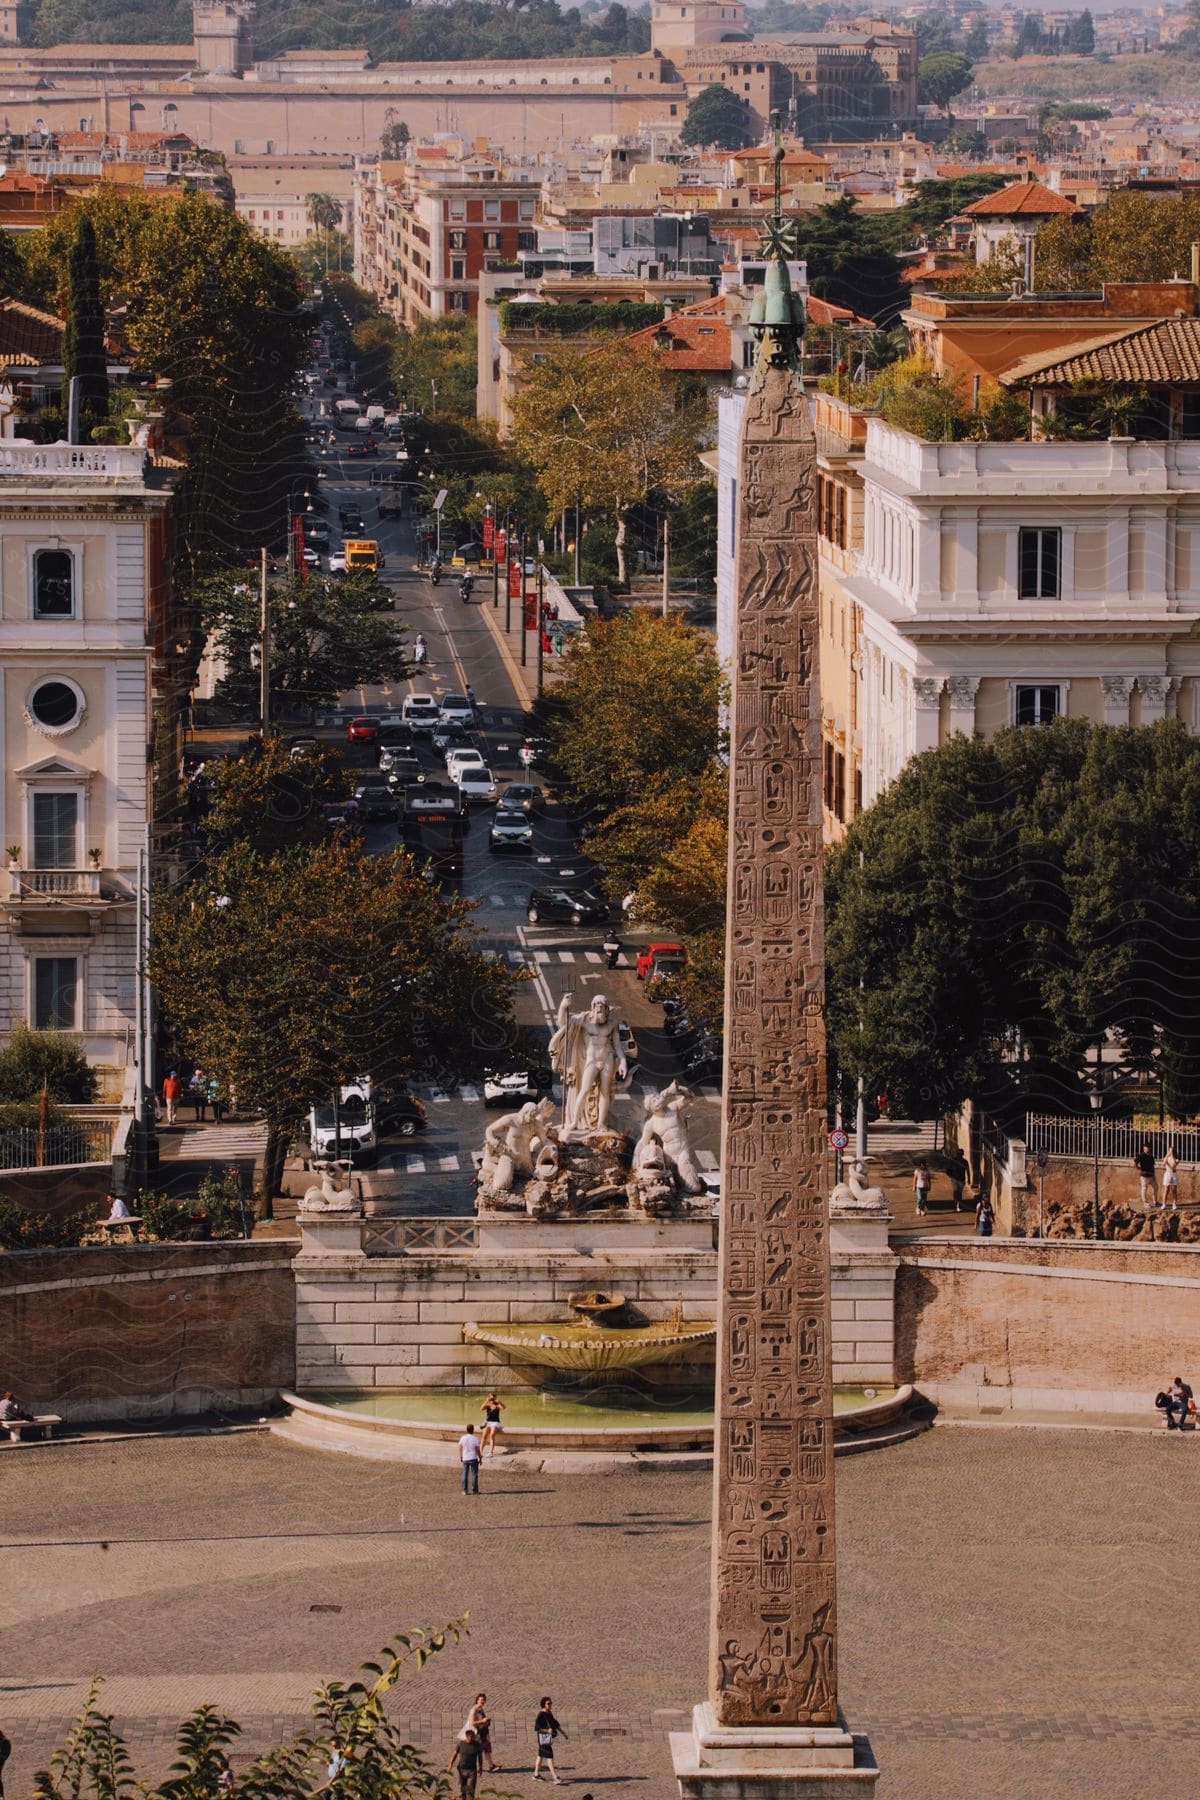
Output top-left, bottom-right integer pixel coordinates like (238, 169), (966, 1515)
(0, 0), (918, 155)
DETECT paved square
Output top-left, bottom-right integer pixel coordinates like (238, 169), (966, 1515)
(1, 1425), (1196, 1796)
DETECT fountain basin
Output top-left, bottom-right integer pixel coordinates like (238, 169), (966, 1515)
(462, 1318), (716, 1372)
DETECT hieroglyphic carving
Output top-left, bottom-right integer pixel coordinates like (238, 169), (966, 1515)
(706, 339), (839, 1726)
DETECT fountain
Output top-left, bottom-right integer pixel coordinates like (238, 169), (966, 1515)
(463, 1289), (717, 1375)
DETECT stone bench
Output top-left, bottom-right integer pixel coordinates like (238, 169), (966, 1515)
(1, 1414), (61, 1443)
(98, 1215), (143, 1240)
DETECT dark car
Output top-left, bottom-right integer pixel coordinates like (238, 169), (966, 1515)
(384, 754), (425, 791)
(338, 505), (366, 533)
(432, 718), (471, 754)
(353, 781), (400, 821)
(498, 782), (545, 816)
(347, 440), (379, 458)
(378, 1090), (427, 1137)
(526, 886), (610, 927)
(375, 723), (417, 750)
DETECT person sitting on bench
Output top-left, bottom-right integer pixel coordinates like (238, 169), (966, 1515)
(0, 1391), (31, 1423)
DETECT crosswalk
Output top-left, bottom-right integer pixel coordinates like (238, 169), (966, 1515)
(157, 1121), (268, 1163)
(410, 1079), (721, 1111)
(506, 946), (630, 968)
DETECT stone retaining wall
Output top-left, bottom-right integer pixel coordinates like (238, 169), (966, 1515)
(0, 1241), (298, 1422)
(894, 1237), (1200, 1414)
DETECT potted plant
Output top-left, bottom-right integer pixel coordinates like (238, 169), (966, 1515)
(88, 847), (102, 869)
(6, 846), (19, 869)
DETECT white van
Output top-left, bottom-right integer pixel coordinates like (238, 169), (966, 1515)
(334, 397), (359, 420)
(307, 1078), (377, 1164)
(366, 403), (386, 424)
(353, 413), (372, 432)
(402, 693), (440, 734)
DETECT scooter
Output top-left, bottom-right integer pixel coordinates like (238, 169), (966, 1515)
(603, 932), (621, 969)
(459, 575), (475, 602)
(430, 563), (442, 587)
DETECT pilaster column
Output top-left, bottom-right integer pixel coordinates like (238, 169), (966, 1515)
(911, 675), (944, 754)
(1101, 674), (1131, 726)
(945, 674), (981, 738)
(1138, 674), (1168, 724)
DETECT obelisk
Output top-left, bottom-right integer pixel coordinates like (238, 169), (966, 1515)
(671, 117), (879, 1796)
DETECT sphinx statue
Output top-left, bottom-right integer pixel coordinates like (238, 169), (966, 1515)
(301, 1166), (357, 1213)
(830, 1159), (889, 1214)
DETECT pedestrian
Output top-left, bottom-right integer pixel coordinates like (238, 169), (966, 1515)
(162, 1069), (182, 1126)
(1163, 1144), (1180, 1212)
(463, 1694), (500, 1773)
(533, 1696), (567, 1784)
(206, 1076), (224, 1123)
(1134, 1140), (1157, 1208)
(912, 1160), (932, 1217)
(190, 1070), (208, 1122)
(947, 1151), (968, 1213)
(447, 1726), (484, 1797)
(975, 1194), (995, 1238)
(465, 684), (476, 710)
(458, 1422), (480, 1494)
(326, 1735), (347, 1794)
(479, 1392), (505, 1458)
(1162, 1374), (1194, 1430)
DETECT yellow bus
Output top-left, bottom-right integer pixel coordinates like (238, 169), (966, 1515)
(344, 538), (379, 573)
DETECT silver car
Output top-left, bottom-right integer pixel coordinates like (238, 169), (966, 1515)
(457, 765), (498, 806)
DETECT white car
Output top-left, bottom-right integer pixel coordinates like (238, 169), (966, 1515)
(301, 545), (320, 569)
(438, 693), (474, 725)
(456, 765), (498, 805)
(328, 548), (347, 574)
(307, 1080), (377, 1165)
(445, 747), (486, 780)
(402, 694), (440, 734)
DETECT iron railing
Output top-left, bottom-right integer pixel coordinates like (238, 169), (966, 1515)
(0, 1122), (113, 1170)
(1025, 1113), (1200, 1165)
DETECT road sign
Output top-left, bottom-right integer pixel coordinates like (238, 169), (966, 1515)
(828, 1128), (849, 1150)
(433, 487), (448, 512)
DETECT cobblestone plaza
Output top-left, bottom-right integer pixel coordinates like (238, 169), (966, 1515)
(1, 1426), (1196, 1798)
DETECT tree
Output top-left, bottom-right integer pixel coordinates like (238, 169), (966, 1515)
(800, 198), (906, 326)
(0, 1026), (96, 1103)
(511, 342), (704, 585)
(306, 191), (344, 274)
(197, 569), (411, 717)
(392, 316), (477, 420)
(543, 610), (725, 813)
(352, 315), (400, 395)
(152, 840), (520, 1196)
(826, 720), (1200, 1124)
(381, 114), (411, 157)
(680, 83), (754, 150)
(1069, 8), (1095, 53)
(34, 1623), (467, 1797)
(1035, 191), (1200, 290)
(62, 213), (109, 433)
(199, 739), (350, 857)
(917, 50), (974, 111)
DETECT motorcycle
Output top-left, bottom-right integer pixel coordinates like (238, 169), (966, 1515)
(430, 564), (442, 587)
(459, 575), (475, 602)
(602, 932), (621, 969)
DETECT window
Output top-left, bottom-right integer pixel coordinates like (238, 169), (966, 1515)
(32, 792), (78, 868)
(1015, 685), (1060, 727)
(519, 197), (535, 220)
(27, 678), (85, 734)
(483, 230), (501, 250)
(517, 229), (536, 251)
(449, 229), (466, 250)
(33, 956), (78, 1031)
(484, 199), (500, 220)
(33, 548), (74, 618)
(1018, 526), (1061, 599)
(449, 292), (469, 313)
(451, 257), (465, 280)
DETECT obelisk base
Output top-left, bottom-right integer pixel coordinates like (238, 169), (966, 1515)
(671, 1703), (879, 1799)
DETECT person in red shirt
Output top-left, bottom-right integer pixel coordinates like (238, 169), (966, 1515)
(162, 1070), (182, 1126)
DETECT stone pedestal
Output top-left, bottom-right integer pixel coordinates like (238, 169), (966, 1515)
(671, 1704), (879, 1797)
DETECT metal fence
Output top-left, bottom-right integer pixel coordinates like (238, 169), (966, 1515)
(363, 1218), (478, 1257)
(0, 1122), (113, 1171)
(1025, 1113), (1200, 1165)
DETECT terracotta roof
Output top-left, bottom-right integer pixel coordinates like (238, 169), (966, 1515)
(959, 178), (1081, 219)
(626, 311), (732, 373)
(807, 295), (873, 329)
(0, 298), (64, 363)
(1000, 316), (1200, 387)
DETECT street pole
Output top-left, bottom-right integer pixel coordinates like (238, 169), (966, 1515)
(492, 531), (499, 609)
(536, 561), (544, 697)
(133, 843), (144, 1138)
(260, 546), (270, 740)
(661, 512), (670, 617)
(520, 547), (528, 669)
(1090, 1049), (1103, 1240)
(574, 501), (581, 586)
(506, 526), (515, 636)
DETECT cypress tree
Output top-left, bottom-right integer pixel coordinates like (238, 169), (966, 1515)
(63, 214), (109, 434)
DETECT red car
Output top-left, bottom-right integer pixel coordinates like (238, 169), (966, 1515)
(347, 440), (379, 458)
(636, 939), (683, 980)
(346, 715), (379, 744)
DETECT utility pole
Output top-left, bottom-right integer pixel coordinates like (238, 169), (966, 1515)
(260, 547), (270, 740)
(520, 543), (528, 669)
(661, 512), (670, 617)
(536, 561), (545, 697)
(574, 501), (581, 585)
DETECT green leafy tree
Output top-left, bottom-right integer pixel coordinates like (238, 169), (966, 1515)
(62, 213), (109, 432)
(34, 1622), (467, 1797)
(680, 83), (754, 150)
(511, 342), (704, 584)
(545, 610), (725, 813)
(827, 720), (1200, 1124)
(391, 315), (477, 419)
(381, 114), (411, 157)
(918, 50), (975, 111)
(199, 739), (350, 857)
(198, 569), (410, 717)
(305, 191), (344, 274)
(152, 841), (520, 1196)
(0, 1025), (96, 1103)
(799, 198), (906, 326)
(352, 315), (400, 395)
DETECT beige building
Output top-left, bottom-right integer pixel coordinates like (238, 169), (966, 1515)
(0, 435), (175, 1076)
(233, 158), (354, 247)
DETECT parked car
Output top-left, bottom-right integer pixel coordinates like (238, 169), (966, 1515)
(308, 1081), (377, 1165)
(445, 747), (486, 780)
(489, 812), (534, 853)
(526, 886), (610, 927)
(497, 782), (544, 816)
(402, 694), (440, 735)
(456, 765), (498, 805)
(637, 940), (683, 980)
(353, 781), (400, 821)
(646, 952), (687, 1001)
(378, 1090), (426, 1137)
(483, 1065), (555, 1107)
(288, 736), (319, 759)
(438, 693), (474, 726)
(346, 715), (379, 744)
(320, 798), (360, 829)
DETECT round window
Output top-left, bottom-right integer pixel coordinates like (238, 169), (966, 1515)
(28, 678), (84, 733)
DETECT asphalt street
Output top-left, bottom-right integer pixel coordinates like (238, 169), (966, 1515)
(298, 419), (722, 1215)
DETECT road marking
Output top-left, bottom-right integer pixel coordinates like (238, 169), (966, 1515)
(429, 1088), (452, 1104)
(557, 950), (575, 964)
(438, 1154), (460, 1172)
(459, 1085), (480, 1103)
(533, 950), (550, 964)
(584, 951), (602, 964)
(490, 894), (507, 907)
(405, 1155), (426, 1174)
(698, 1149), (719, 1170)
(506, 950), (524, 965)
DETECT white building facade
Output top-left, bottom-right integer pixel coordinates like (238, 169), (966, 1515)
(0, 440), (174, 1084)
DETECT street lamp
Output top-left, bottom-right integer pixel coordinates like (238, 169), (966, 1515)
(1089, 1070), (1104, 1241)
(285, 480), (311, 577)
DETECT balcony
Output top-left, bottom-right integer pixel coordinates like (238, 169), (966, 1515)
(2, 866), (123, 922)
